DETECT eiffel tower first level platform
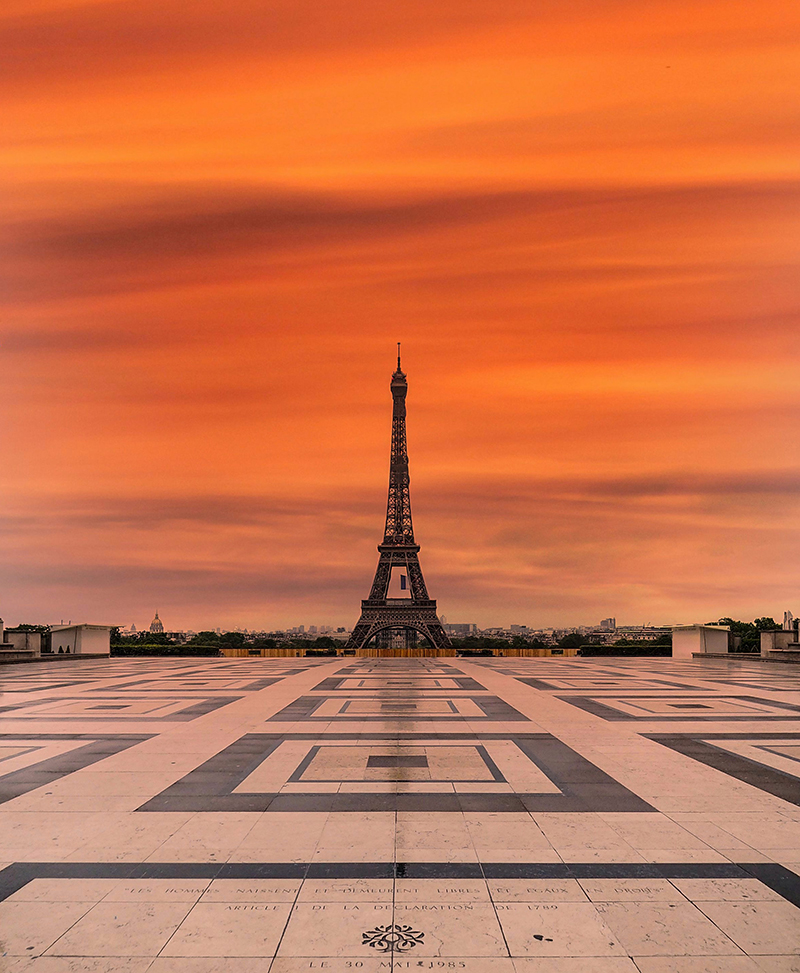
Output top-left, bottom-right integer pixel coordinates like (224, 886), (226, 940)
(346, 348), (451, 654)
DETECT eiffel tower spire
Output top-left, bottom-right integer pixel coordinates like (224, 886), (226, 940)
(383, 343), (414, 547)
(346, 350), (450, 653)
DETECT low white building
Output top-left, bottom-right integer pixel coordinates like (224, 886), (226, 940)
(48, 624), (112, 656)
(671, 624), (730, 658)
(761, 629), (800, 660)
(0, 619), (41, 661)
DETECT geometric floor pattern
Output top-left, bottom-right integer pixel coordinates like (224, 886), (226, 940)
(1, 655), (800, 971)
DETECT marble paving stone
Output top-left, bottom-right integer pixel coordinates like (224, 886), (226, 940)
(5, 878), (122, 902)
(297, 878), (393, 901)
(594, 902), (743, 955)
(578, 879), (685, 902)
(63, 814), (193, 862)
(276, 902), (395, 957)
(695, 901), (800, 954)
(202, 879), (303, 901)
(464, 812), (554, 859)
(6, 959), (155, 973)
(231, 811), (329, 862)
(395, 878), (491, 902)
(160, 900), (293, 956)
(395, 811), (478, 862)
(103, 879), (212, 901)
(512, 960), (640, 972)
(269, 960), (395, 973)
(392, 901), (508, 956)
(4, 655), (800, 967)
(670, 878), (784, 901)
(631, 958), (766, 973)
(313, 812), (395, 862)
(145, 812), (258, 862)
(488, 880), (589, 902)
(752, 959), (800, 972)
(0, 901), (97, 955)
(45, 901), (194, 956)
(496, 902), (626, 956)
(149, 959), (275, 973)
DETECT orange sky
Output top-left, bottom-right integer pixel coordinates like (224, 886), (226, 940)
(2, 0), (799, 630)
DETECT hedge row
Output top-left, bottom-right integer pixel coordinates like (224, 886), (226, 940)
(111, 645), (221, 657)
(578, 645), (671, 657)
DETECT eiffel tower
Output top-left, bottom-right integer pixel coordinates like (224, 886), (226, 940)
(346, 347), (451, 653)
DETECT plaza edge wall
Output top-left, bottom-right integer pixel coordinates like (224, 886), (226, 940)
(220, 646), (578, 658)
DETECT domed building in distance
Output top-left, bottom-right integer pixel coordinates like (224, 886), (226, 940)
(149, 612), (164, 635)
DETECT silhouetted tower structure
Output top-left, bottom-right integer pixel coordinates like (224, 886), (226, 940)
(347, 347), (450, 652)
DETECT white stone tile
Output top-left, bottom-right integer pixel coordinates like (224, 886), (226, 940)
(64, 813), (193, 862)
(489, 880), (588, 903)
(46, 901), (194, 956)
(632, 958), (765, 973)
(270, 953), (412, 973)
(312, 812), (394, 861)
(696, 901), (800, 954)
(146, 812), (258, 862)
(149, 960), (273, 973)
(599, 813), (711, 850)
(231, 811), (328, 862)
(0, 901), (97, 956)
(531, 814), (641, 856)
(465, 812), (554, 858)
(670, 879), (783, 902)
(103, 879), (211, 902)
(395, 879), (491, 902)
(9, 656), (800, 969)
(512, 960), (640, 973)
(595, 902), (743, 955)
(396, 811), (477, 861)
(160, 901), (292, 956)
(578, 879), (684, 902)
(393, 901), (508, 956)
(752, 958), (800, 972)
(5, 879), (121, 902)
(497, 902), (625, 956)
(276, 902), (394, 957)
(12, 959), (154, 973)
(297, 879), (393, 902)
(483, 741), (561, 793)
(203, 879), (302, 902)
(706, 814), (800, 850)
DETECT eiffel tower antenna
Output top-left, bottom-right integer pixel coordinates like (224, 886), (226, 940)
(346, 350), (450, 653)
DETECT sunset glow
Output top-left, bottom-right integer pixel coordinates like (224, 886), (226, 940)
(2, 0), (799, 629)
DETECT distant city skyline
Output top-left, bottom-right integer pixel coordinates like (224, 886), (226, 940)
(73, 609), (795, 637)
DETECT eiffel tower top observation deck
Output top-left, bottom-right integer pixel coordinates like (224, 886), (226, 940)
(346, 346), (450, 652)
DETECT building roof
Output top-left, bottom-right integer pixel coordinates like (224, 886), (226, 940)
(49, 623), (113, 632)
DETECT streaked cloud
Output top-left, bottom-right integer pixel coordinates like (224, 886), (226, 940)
(0, 0), (798, 629)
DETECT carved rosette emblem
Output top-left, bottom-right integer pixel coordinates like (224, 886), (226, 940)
(362, 923), (425, 953)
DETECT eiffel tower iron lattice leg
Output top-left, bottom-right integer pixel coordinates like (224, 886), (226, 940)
(346, 347), (451, 654)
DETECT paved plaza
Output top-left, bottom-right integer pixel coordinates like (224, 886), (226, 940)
(1, 655), (800, 971)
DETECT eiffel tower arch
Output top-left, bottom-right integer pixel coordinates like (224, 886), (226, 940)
(346, 347), (451, 655)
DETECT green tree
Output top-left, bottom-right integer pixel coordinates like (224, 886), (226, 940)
(754, 617), (778, 631)
(187, 631), (221, 645)
(718, 617), (777, 653)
